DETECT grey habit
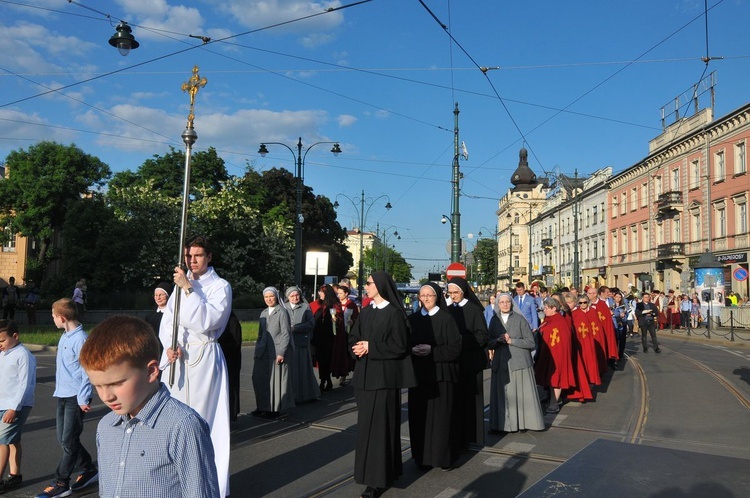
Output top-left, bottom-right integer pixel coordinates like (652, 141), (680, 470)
(285, 287), (321, 402)
(488, 296), (545, 432)
(252, 287), (295, 412)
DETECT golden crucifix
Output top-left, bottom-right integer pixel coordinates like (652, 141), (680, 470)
(181, 65), (207, 129)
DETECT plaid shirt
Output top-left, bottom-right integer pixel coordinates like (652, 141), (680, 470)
(96, 384), (219, 498)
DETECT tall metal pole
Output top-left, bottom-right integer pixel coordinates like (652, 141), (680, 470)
(450, 103), (461, 263)
(573, 169), (580, 290)
(509, 224), (514, 290)
(295, 137), (303, 286)
(170, 65), (206, 387)
(358, 190), (365, 299)
(527, 204), (533, 280)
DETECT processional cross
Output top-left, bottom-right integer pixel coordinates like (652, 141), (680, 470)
(181, 65), (207, 129)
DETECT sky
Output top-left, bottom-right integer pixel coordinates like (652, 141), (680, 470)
(1, 0), (749, 281)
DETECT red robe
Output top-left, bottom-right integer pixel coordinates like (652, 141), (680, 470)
(570, 307), (602, 386)
(534, 312), (576, 390)
(592, 299), (619, 362)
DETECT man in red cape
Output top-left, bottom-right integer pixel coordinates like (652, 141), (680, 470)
(587, 286), (619, 371)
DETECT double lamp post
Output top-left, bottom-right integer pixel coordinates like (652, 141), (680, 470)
(258, 138), (341, 286)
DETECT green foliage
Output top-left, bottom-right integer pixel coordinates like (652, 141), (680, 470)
(472, 237), (498, 286)
(362, 245), (413, 282)
(0, 141), (111, 266)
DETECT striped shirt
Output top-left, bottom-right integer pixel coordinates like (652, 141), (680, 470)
(96, 384), (219, 498)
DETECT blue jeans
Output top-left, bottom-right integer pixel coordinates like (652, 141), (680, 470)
(55, 396), (94, 483)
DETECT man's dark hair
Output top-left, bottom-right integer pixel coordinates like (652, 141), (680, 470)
(515, 282), (525, 289)
(185, 235), (212, 256)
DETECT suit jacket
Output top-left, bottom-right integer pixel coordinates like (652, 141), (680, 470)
(635, 301), (658, 327)
(513, 293), (539, 330)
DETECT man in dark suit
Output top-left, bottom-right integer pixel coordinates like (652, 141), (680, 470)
(635, 292), (660, 353)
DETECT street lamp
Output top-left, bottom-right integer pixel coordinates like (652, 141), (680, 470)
(109, 21), (140, 56)
(333, 190), (391, 299)
(258, 137), (341, 286)
(377, 224), (400, 271)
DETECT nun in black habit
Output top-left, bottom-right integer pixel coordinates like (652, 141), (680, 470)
(349, 271), (417, 498)
(407, 282), (462, 470)
(446, 277), (490, 448)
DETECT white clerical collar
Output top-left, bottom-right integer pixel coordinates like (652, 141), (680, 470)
(372, 299), (390, 309)
(421, 306), (439, 316)
(456, 298), (469, 307)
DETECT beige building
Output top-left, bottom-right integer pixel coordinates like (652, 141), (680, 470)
(343, 229), (378, 282)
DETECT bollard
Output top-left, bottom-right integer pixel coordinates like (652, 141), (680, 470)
(730, 310), (735, 342)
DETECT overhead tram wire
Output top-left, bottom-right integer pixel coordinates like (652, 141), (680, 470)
(0, 0), (373, 109)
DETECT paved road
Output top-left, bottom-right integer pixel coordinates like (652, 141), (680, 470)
(6, 333), (750, 497)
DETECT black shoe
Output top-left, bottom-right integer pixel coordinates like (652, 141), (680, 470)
(3, 474), (22, 490)
(250, 409), (266, 417)
(261, 411), (280, 419)
(360, 486), (380, 498)
(655, 348), (661, 353)
(70, 468), (98, 492)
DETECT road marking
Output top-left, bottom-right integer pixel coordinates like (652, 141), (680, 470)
(484, 455), (521, 469)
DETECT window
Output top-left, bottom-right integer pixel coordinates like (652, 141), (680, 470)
(656, 222), (663, 245)
(735, 142), (746, 175)
(672, 168), (680, 191)
(714, 150), (725, 182)
(734, 195), (748, 234)
(612, 198), (619, 218)
(630, 187), (637, 211)
(612, 231), (618, 255)
(620, 192), (627, 215)
(593, 239), (598, 259)
(585, 208), (590, 227)
(586, 242), (590, 261)
(714, 201), (726, 237)
(2, 228), (15, 253)
(514, 213), (520, 224)
(621, 228), (628, 254)
(655, 176), (663, 197)
(641, 223), (649, 251)
(592, 205), (598, 225)
(632, 226), (638, 253)
(600, 202), (605, 222)
(690, 159), (700, 189)
(690, 211), (701, 240)
(640, 183), (648, 207)
(673, 218), (681, 242)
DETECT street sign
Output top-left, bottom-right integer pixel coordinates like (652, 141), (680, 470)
(446, 262), (467, 279)
(733, 267), (748, 282)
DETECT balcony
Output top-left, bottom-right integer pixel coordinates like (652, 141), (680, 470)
(657, 242), (685, 260)
(542, 265), (554, 274)
(541, 238), (553, 251)
(656, 191), (683, 216)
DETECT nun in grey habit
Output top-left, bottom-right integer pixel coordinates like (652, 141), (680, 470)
(487, 292), (545, 433)
(252, 286), (295, 417)
(285, 285), (321, 402)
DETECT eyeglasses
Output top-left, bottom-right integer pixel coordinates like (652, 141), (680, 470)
(364, 281), (374, 286)
(578, 301), (588, 304)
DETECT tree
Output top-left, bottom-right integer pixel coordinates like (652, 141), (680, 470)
(109, 146), (228, 198)
(0, 141), (111, 269)
(472, 237), (498, 286)
(362, 246), (413, 282)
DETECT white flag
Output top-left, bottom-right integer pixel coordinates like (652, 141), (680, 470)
(461, 141), (469, 161)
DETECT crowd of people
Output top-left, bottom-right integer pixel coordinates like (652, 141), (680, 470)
(3, 241), (748, 498)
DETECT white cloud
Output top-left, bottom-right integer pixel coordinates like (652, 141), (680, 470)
(374, 110), (390, 119)
(0, 108), (78, 153)
(212, 0), (344, 36)
(337, 114), (357, 127)
(114, 0), (206, 41)
(0, 21), (97, 74)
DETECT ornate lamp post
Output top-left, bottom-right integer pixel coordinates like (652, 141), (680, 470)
(258, 138), (341, 286)
(334, 191), (391, 299)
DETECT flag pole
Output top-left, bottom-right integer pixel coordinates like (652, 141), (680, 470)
(169, 65), (207, 387)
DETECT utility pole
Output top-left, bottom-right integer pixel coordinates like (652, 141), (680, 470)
(450, 103), (461, 263)
(573, 169), (580, 289)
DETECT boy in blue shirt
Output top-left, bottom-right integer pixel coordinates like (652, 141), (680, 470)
(0, 319), (36, 493)
(35, 298), (98, 498)
(80, 315), (219, 498)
